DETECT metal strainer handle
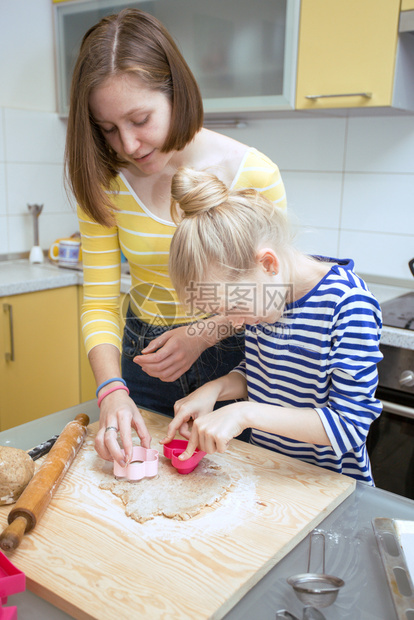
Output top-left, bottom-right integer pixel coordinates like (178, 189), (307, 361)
(307, 531), (325, 573)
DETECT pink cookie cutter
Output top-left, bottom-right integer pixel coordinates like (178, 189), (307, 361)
(0, 550), (25, 620)
(113, 446), (158, 481)
(163, 439), (206, 475)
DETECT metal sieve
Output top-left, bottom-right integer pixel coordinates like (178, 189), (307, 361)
(287, 531), (344, 608)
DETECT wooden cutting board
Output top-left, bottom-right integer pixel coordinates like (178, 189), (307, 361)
(0, 412), (355, 619)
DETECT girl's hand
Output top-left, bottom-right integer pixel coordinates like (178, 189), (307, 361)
(161, 381), (222, 442)
(177, 403), (248, 460)
(94, 390), (152, 467)
(133, 325), (209, 382)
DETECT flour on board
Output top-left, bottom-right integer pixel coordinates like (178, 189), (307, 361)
(77, 438), (260, 539)
(100, 447), (233, 523)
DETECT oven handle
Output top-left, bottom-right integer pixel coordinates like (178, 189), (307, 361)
(380, 399), (414, 420)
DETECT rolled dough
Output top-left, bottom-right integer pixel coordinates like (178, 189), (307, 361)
(0, 446), (35, 504)
(100, 453), (233, 523)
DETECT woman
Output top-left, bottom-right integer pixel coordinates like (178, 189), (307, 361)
(163, 167), (383, 484)
(65, 8), (287, 467)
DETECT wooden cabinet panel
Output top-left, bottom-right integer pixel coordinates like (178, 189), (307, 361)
(0, 287), (80, 430)
(296, 0), (400, 110)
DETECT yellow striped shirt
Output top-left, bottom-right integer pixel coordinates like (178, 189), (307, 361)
(79, 148), (287, 354)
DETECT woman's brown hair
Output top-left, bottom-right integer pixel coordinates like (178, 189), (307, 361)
(65, 8), (203, 226)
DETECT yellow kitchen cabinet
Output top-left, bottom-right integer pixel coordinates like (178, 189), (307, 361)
(402, 0), (414, 10)
(0, 287), (80, 430)
(296, 0), (401, 110)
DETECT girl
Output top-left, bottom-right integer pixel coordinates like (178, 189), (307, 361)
(65, 8), (287, 467)
(163, 167), (383, 484)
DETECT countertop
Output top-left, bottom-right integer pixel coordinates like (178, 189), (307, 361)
(1, 258), (413, 350)
(0, 258), (132, 296)
(0, 259), (80, 296)
(0, 400), (412, 620)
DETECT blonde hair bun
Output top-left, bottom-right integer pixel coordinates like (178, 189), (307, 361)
(169, 166), (293, 305)
(171, 167), (229, 219)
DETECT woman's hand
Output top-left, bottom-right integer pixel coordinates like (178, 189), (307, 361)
(94, 390), (152, 467)
(175, 402), (248, 460)
(162, 381), (222, 442)
(133, 324), (209, 382)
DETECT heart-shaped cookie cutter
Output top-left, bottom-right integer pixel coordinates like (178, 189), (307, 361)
(163, 439), (206, 474)
(113, 446), (159, 481)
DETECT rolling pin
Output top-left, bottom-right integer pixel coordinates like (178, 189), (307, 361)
(0, 413), (89, 551)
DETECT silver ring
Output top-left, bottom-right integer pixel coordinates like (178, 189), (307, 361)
(104, 426), (119, 433)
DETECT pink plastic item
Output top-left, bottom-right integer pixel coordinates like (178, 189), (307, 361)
(0, 551), (25, 619)
(163, 439), (206, 474)
(113, 446), (158, 481)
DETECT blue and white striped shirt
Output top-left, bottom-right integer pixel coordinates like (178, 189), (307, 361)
(233, 258), (383, 485)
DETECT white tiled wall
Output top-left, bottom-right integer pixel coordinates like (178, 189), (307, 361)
(0, 108), (78, 256)
(345, 116), (414, 174)
(1, 105), (414, 281)
(222, 115), (414, 280)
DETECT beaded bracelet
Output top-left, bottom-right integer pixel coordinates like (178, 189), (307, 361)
(97, 385), (130, 408)
(95, 377), (126, 398)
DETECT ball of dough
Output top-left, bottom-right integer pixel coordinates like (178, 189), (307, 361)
(0, 446), (35, 504)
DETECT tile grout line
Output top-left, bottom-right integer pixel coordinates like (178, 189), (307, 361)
(337, 116), (349, 258)
(3, 108), (11, 254)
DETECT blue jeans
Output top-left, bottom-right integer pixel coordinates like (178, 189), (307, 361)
(121, 307), (250, 440)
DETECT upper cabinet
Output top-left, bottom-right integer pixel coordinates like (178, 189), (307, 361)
(53, 0), (414, 118)
(53, 0), (300, 117)
(295, 0), (407, 111)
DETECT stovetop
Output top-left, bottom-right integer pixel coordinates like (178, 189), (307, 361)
(381, 292), (414, 331)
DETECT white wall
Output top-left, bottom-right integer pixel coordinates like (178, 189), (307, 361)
(0, 0), (413, 281)
(0, 0), (79, 253)
(222, 115), (414, 280)
(0, 107), (77, 254)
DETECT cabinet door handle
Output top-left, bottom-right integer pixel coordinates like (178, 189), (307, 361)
(305, 92), (372, 100)
(3, 303), (15, 362)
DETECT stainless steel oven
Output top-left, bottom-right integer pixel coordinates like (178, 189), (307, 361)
(367, 292), (414, 500)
